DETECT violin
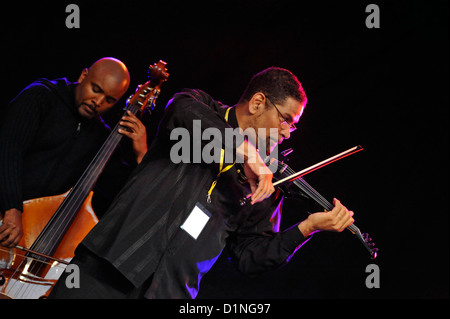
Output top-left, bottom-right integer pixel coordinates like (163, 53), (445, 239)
(239, 146), (378, 259)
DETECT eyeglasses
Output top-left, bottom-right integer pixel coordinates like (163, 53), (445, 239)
(267, 98), (297, 133)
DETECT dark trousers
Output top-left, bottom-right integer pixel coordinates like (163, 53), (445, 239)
(48, 246), (152, 299)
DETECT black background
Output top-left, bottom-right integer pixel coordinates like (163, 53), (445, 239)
(1, 0), (448, 300)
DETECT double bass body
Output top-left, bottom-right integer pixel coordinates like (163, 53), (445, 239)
(0, 191), (97, 299)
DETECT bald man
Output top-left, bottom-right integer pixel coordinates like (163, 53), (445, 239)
(0, 57), (147, 248)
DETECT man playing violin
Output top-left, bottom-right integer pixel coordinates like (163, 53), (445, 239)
(0, 57), (148, 248)
(49, 67), (354, 299)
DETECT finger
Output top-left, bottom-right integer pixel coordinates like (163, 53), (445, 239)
(251, 184), (265, 204)
(119, 119), (137, 131)
(0, 226), (13, 244)
(122, 111), (142, 125)
(334, 198), (350, 213)
(338, 217), (354, 232)
(121, 110), (141, 122)
(120, 120), (145, 137)
(250, 183), (263, 204)
(2, 233), (18, 248)
(125, 110), (138, 119)
(248, 179), (258, 197)
(336, 210), (354, 231)
(1, 223), (22, 247)
(0, 234), (8, 244)
(332, 198), (348, 218)
(329, 200), (341, 216)
(332, 198), (342, 210)
(251, 179), (274, 205)
(5, 237), (20, 248)
(346, 211), (355, 226)
(118, 127), (134, 137)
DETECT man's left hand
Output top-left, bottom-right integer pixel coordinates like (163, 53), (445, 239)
(118, 110), (148, 164)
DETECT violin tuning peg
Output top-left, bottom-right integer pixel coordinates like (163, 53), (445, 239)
(280, 148), (293, 158)
(371, 250), (378, 259)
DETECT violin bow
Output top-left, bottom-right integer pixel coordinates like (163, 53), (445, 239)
(241, 145), (363, 201)
(272, 145), (363, 187)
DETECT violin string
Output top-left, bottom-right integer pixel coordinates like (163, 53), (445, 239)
(280, 161), (362, 236)
(275, 159), (374, 256)
(297, 178), (333, 210)
(279, 161), (332, 210)
(290, 166), (361, 234)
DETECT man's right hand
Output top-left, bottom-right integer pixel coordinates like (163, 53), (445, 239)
(237, 141), (275, 205)
(0, 208), (23, 248)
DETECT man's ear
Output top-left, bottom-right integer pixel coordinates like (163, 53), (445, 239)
(77, 68), (89, 83)
(248, 92), (266, 115)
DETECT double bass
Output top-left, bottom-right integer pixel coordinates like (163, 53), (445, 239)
(0, 61), (169, 299)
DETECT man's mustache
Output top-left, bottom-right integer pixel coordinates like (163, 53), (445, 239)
(81, 103), (98, 114)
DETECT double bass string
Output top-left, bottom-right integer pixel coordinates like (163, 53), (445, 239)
(7, 102), (142, 299)
(2, 247), (65, 298)
(36, 99), (142, 254)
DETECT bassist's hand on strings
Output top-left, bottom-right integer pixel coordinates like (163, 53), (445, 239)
(0, 208), (23, 248)
(118, 110), (148, 164)
(298, 198), (354, 237)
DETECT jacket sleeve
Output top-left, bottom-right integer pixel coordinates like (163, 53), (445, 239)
(227, 196), (312, 276)
(0, 83), (48, 212)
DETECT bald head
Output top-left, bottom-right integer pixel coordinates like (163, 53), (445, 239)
(75, 57), (131, 119)
(88, 57), (130, 89)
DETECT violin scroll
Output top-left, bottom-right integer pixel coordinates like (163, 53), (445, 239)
(362, 232), (379, 259)
(348, 224), (378, 259)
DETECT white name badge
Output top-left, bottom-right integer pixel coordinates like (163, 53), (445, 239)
(180, 203), (211, 240)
